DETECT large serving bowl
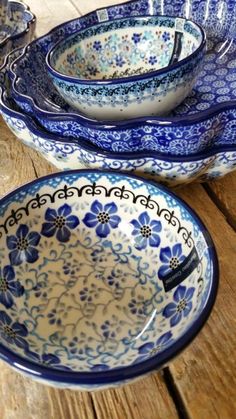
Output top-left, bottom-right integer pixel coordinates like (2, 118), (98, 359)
(46, 15), (205, 120)
(9, 0), (236, 155)
(1, 50), (236, 186)
(0, 169), (218, 390)
(2, 86), (236, 186)
(0, 1), (35, 68)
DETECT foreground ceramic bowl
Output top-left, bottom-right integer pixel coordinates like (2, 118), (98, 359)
(9, 0), (236, 155)
(0, 170), (218, 390)
(0, 1), (36, 69)
(46, 15), (205, 120)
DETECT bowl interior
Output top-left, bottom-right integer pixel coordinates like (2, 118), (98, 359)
(50, 16), (202, 81)
(0, 172), (215, 372)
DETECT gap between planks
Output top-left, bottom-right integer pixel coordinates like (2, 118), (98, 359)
(203, 182), (236, 231)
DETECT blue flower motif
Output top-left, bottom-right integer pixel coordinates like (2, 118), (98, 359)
(86, 66), (99, 77)
(101, 320), (116, 339)
(41, 353), (63, 367)
(162, 31), (170, 42)
(0, 265), (24, 309)
(93, 40), (102, 51)
(26, 351), (71, 370)
(128, 297), (146, 316)
(7, 224), (41, 266)
(115, 55), (125, 67)
(68, 336), (84, 355)
(149, 56), (157, 65)
(158, 244), (185, 279)
(0, 310), (28, 349)
(67, 52), (76, 66)
(132, 33), (141, 44)
(47, 308), (62, 326)
(41, 204), (79, 242)
(163, 285), (195, 327)
(83, 200), (121, 238)
(130, 212), (162, 250)
(134, 331), (173, 363)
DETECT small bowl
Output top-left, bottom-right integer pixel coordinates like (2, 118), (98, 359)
(0, 170), (218, 390)
(46, 15), (206, 120)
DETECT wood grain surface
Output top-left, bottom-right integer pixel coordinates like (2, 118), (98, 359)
(0, 1), (235, 418)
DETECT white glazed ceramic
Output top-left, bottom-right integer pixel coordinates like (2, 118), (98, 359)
(46, 15), (206, 120)
(0, 170), (218, 389)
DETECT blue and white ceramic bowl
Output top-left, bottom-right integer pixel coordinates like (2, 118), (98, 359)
(1, 51), (236, 187)
(0, 1), (35, 68)
(0, 170), (218, 390)
(46, 15), (205, 120)
(9, 0), (236, 155)
(2, 50), (236, 186)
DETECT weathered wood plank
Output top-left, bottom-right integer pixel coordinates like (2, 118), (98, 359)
(205, 172), (236, 229)
(92, 373), (178, 419)
(167, 183), (236, 419)
(0, 361), (96, 419)
(0, 117), (37, 196)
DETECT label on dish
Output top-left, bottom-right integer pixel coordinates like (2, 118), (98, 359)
(162, 246), (200, 292)
(175, 17), (185, 33)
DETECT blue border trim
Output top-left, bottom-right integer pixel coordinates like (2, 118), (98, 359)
(0, 170), (219, 385)
(46, 15), (206, 85)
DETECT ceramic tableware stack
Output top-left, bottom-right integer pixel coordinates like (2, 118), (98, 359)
(0, 0), (234, 390)
(0, 0), (235, 186)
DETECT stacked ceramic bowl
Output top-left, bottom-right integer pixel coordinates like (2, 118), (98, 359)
(0, 0), (35, 68)
(1, 0), (236, 186)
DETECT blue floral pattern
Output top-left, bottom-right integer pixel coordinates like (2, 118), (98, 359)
(41, 203), (79, 242)
(135, 331), (173, 362)
(158, 244), (185, 278)
(0, 265), (24, 308)
(0, 310), (28, 349)
(131, 212), (162, 250)
(7, 224), (40, 266)
(163, 285), (195, 327)
(83, 200), (121, 238)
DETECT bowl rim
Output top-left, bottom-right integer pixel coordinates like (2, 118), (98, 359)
(1, 84), (236, 161)
(8, 0), (236, 128)
(0, 1), (36, 50)
(46, 14), (206, 86)
(0, 169), (219, 385)
(1, 82), (236, 162)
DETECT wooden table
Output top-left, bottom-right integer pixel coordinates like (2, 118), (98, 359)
(0, 1), (236, 417)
